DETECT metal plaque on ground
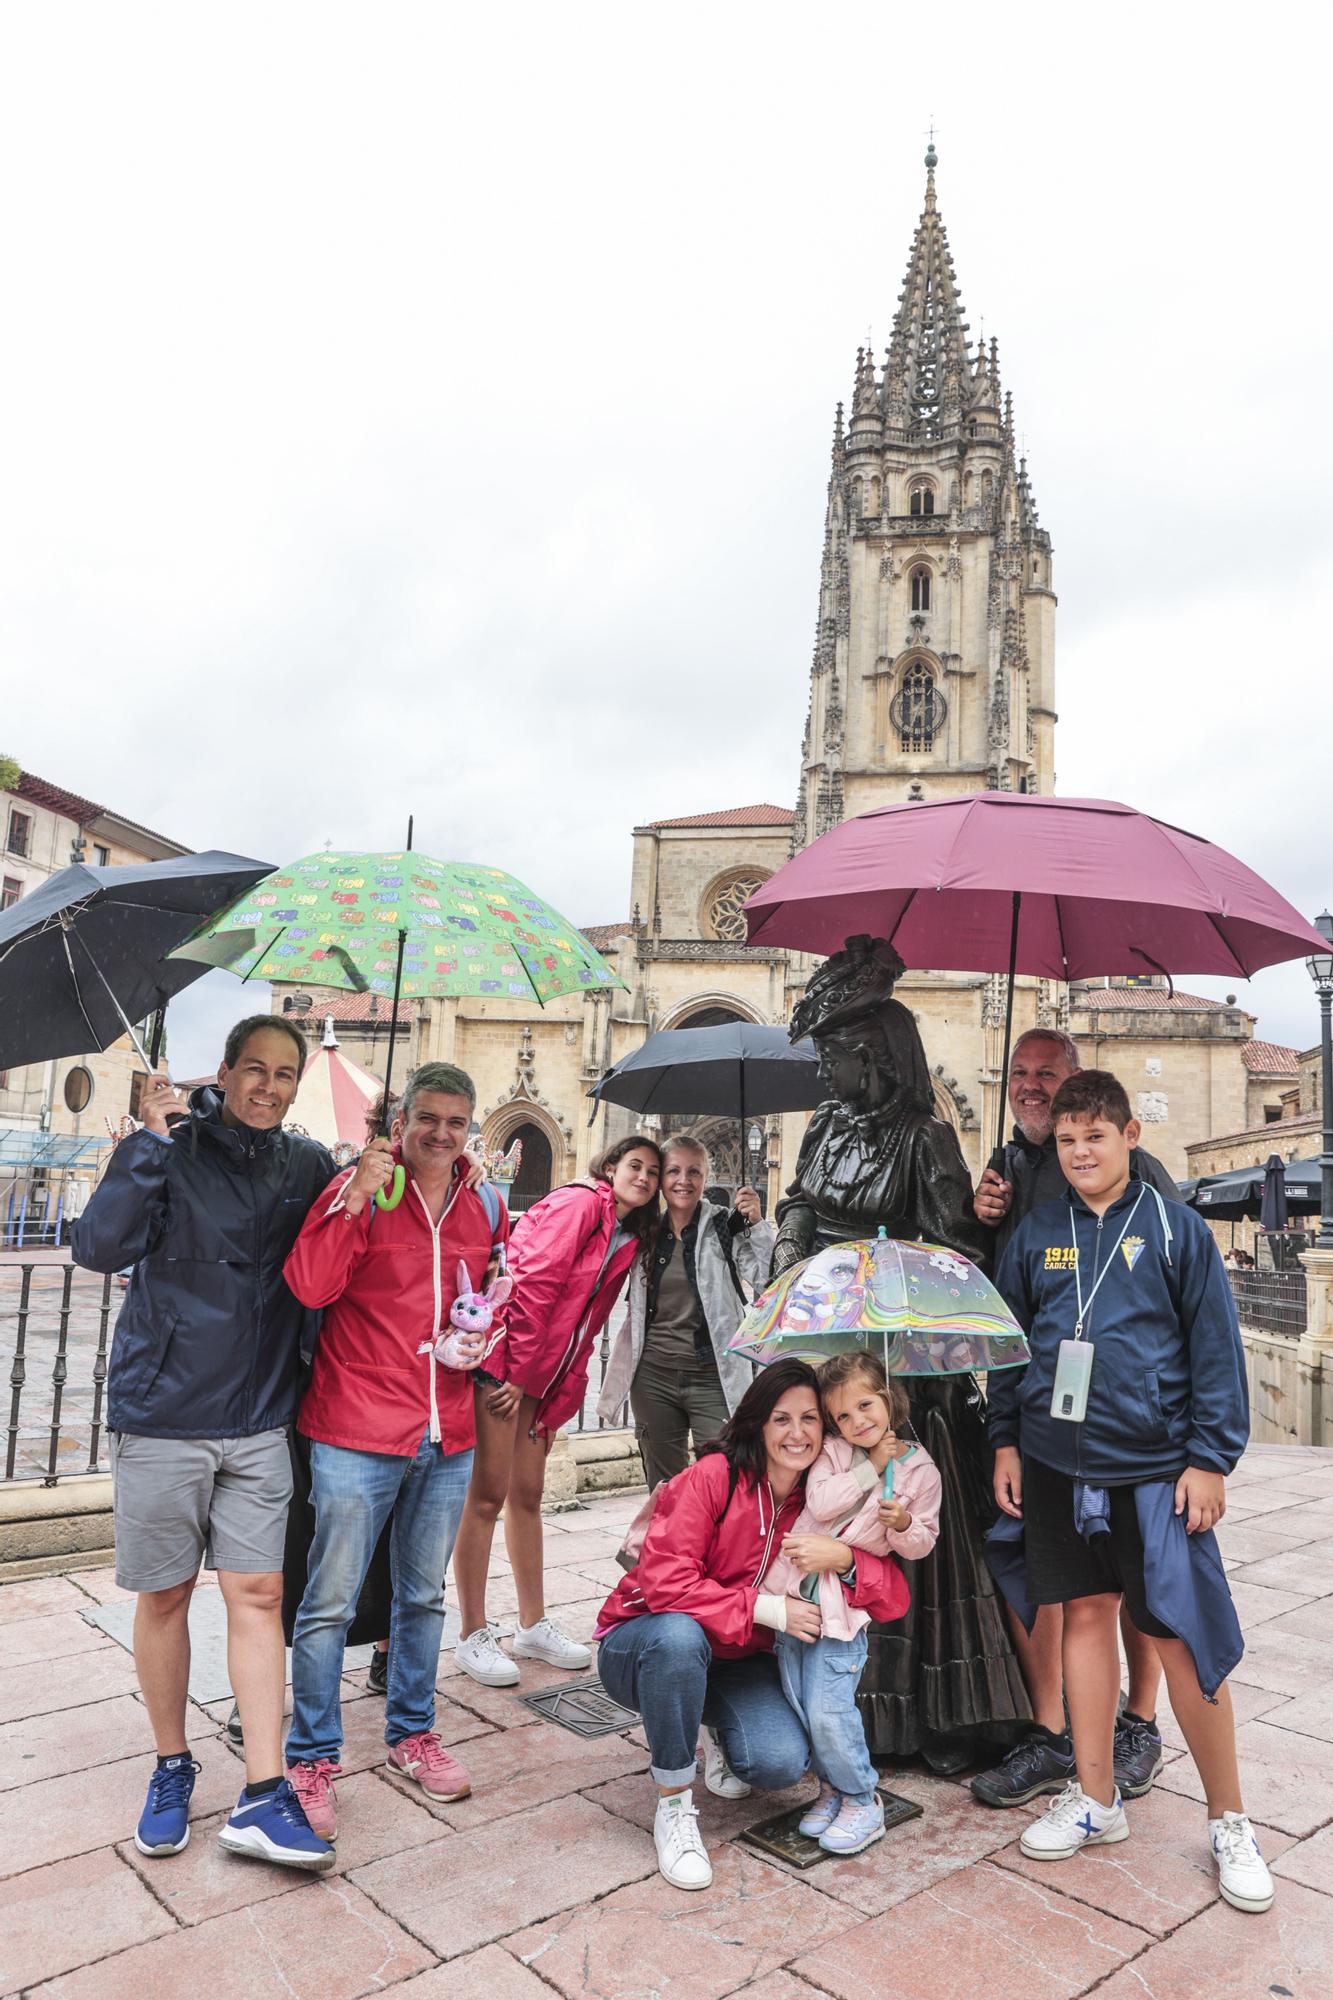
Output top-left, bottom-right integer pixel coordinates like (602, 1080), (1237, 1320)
(738, 1787), (923, 1868)
(517, 1677), (640, 1738)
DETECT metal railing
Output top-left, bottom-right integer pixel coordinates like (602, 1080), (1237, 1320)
(1229, 1267), (1308, 1340)
(1, 1256), (626, 1486)
(3, 1261), (115, 1484)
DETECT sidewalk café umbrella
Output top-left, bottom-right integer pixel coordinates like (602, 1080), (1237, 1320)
(729, 1229), (1030, 1377)
(742, 793), (1331, 1152)
(0, 851), (273, 1071)
(1260, 1153), (1290, 1234)
(172, 832), (624, 1207)
(1191, 1158), (1322, 1223)
(589, 1021), (823, 1155)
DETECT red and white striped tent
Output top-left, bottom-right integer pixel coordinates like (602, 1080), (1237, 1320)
(292, 1018), (381, 1157)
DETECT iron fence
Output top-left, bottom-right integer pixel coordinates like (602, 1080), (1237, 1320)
(1229, 1267), (1308, 1340)
(2, 1261), (115, 1484)
(1, 1257), (628, 1486)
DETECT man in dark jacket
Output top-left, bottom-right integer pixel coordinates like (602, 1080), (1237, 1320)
(72, 1015), (336, 1872)
(970, 1027), (1181, 1811)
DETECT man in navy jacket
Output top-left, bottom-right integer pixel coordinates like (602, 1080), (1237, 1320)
(985, 1068), (1272, 1915)
(73, 1015), (335, 1872)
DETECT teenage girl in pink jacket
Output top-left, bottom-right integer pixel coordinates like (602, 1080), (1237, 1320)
(450, 1135), (662, 1688)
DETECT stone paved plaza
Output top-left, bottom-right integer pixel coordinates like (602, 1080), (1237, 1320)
(3, 1444), (1333, 1997)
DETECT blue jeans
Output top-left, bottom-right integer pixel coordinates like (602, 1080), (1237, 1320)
(597, 1612), (811, 1789)
(286, 1429), (473, 1764)
(774, 1626), (877, 1801)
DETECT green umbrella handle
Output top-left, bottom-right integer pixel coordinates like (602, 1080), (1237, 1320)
(375, 1164), (406, 1211)
(882, 1459), (895, 1501)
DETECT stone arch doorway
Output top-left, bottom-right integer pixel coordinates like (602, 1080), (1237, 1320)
(658, 1004), (769, 1210)
(505, 1121), (553, 1214)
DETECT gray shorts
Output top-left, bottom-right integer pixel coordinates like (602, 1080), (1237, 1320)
(109, 1430), (292, 1593)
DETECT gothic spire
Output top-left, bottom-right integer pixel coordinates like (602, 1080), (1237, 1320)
(883, 144), (971, 443)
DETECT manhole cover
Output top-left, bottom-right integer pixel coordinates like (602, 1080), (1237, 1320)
(738, 1787), (923, 1868)
(517, 1676), (640, 1738)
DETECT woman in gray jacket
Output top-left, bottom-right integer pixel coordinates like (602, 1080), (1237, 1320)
(598, 1132), (775, 1487)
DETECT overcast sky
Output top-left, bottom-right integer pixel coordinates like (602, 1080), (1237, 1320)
(3, 1), (1330, 1075)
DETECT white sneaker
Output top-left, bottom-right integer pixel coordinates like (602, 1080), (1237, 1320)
(702, 1730), (751, 1800)
(654, 1790), (712, 1891)
(1019, 1780), (1129, 1860)
(512, 1616), (592, 1670)
(454, 1623), (520, 1687)
(1209, 1812), (1275, 1913)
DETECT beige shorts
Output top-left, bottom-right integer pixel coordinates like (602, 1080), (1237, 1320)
(109, 1429), (292, 1592)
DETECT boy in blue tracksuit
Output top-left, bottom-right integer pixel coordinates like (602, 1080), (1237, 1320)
(989, 1069), (1274, 1915)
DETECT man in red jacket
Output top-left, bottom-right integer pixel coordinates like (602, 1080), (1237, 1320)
(281, 1062), (508, 1841)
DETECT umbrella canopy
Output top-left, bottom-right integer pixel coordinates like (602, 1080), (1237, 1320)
(1259, 1154), (1290, 1233)
(729, 1231), (1030, 1376)
(742, 793), (1328, 980)
(1191, 1158), (1322, 1222)
(173, 850), (622, 1008)
(0, 851), (273, 1070)
(290, 1019), (382, 1156)
(590, 1021), (823, 1125)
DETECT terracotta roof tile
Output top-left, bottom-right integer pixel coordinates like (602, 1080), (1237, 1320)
(276, 993), (417, 1025)
(646, 804), (795, 829)
(579, 923), (629, 952)
(1072, 986), (1229, 1013)
(1241, 1040), (1301, 1075)
(13, 772), (103, 823)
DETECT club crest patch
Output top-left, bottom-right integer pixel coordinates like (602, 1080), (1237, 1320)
(1121, 1236), (1146, 1272)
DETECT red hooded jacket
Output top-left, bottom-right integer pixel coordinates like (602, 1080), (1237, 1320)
(486, 1178), (640, 1430)
(285, 1153), (508, 1456)
(596, 1449), (910, 1658)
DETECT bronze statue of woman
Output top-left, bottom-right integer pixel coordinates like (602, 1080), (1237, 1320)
(774, 934), (1029, 1771)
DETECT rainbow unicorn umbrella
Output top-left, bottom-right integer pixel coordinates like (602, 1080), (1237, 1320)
(729, 1229), (1029, 1376)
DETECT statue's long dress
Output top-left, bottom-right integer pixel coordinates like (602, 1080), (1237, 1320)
(774, 1101), (1031, 1757)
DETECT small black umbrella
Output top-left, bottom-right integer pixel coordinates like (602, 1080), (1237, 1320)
(1191, 1158), (1322, 1223)
(1260, 1153), (1290, 1234)
(590, 1021), (824, 1170)
(0, 851), (273, 1070)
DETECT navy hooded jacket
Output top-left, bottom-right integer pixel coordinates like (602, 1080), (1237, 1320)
(990, 1175), (1249, 1484)
(71, 1087), (335, 1440)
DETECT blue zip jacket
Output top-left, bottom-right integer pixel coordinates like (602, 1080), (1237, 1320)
(989, 1175), (1248, 1483)
(71, 1087), (335, 1439)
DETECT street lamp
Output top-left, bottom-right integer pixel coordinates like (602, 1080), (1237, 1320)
(1306, 910), (1333, 1252)
(747, 1121), (764, 1204)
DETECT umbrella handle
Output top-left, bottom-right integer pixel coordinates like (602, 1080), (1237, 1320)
(882, 1459), (895, 1501)
(375, 1164), (406, 1211)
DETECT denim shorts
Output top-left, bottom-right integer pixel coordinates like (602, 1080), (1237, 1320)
(109, 1429), (292, 1592)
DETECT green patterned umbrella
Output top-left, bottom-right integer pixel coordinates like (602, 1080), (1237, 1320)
(171, 850), (622, 1007)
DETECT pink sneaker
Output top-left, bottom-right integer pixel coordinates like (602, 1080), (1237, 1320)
(284, 1758), (340, 1842)
(386, 1731), (471, 1802)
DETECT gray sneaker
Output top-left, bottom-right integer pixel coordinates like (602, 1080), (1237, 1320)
(1113, 1711), (1163, 1798)
(969, 1729), (1075, 1808)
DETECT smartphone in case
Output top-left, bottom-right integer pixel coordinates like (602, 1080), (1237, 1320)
(1050, 1339), (1094, 1423)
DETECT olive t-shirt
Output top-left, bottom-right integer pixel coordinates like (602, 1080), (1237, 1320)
(645, 1234), (704, 1364)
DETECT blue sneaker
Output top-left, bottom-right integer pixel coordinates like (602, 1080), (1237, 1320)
(135, 1755), (201, 1856)
(217, 1777), (336, 1872)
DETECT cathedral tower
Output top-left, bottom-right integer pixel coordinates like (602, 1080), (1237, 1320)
(792, 146), (1056, 852)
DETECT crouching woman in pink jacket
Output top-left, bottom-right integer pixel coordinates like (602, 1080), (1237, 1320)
(451, 1136), (662, 1688)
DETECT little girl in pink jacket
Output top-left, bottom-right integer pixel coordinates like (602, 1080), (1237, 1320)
(763, 1351), (942, 1858)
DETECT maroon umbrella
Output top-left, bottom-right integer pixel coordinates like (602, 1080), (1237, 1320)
(743, 793), (1327, 1149)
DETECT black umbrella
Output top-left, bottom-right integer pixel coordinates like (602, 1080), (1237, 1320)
(1260, 1153), (1291, 1233)
(0, 851), (273, 1070)
(1191, 1158), (1322, 1223)
(590, 1021), (824, 1169)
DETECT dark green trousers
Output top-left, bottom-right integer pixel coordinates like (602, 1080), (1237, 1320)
(629, 1345), (731, 1491)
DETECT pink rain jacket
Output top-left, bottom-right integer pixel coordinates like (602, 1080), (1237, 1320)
(763, 1437), (942, 1641)
(486, 1178), (640, 1430)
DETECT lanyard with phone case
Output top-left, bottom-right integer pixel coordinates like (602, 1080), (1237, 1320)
(1051, 1187), (1146, 1422)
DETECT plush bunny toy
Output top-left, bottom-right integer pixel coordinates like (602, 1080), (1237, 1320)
(425, 1260), (513, 1371)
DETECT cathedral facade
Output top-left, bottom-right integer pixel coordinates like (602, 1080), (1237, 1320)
(278, 150), (1274, 1203)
